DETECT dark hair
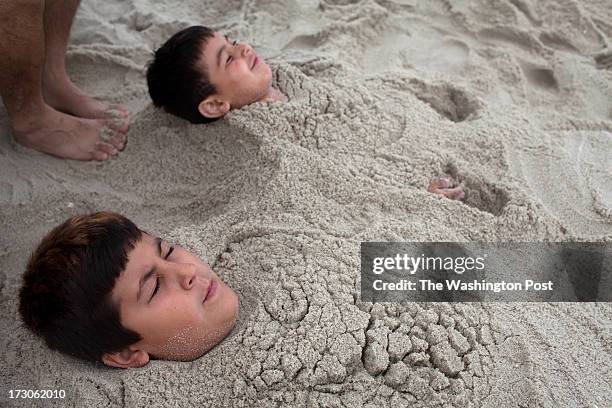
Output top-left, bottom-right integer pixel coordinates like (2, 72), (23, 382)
(19, 212), (143, 362)
(146, 25), (217, 124)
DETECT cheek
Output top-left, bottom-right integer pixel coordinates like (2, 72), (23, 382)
(234, 63), (267, 86)
(150, 289), (237, 360)
(259, 64), (272, 81)
(226, 64), (250, 84)
(154, 325), (214, 360)
(155, 296), (203, 330)
(214, 286), (239, 332)
(225, 287), (240, 319)
(149, 302), (207, 353)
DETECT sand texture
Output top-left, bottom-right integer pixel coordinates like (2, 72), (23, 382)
(1, 0), (612, 407)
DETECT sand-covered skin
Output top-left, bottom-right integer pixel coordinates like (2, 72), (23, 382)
(1, 0), (611, 407)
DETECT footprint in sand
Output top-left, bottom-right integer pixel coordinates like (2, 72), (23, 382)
(406, 79), (484, 122)
(594, 48), (612, 70)
(360, 21), (472, 77)
(478, 26), (542, 54)
(400, 37), (471, 74)
(518, 60), (558, 90)
(539, 31), (579, 53)
(283, 33), (323, 51)
(511, 130), (612, 237)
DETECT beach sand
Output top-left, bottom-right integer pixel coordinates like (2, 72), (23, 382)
(1, 0), (611, 406)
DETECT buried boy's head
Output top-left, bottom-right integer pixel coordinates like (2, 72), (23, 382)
(19, 212), (239, 367)
(147, 25), (278, 123)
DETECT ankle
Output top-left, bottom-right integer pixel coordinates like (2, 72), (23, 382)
(43, 73), (69, 92)
(11, 103), (54, 132)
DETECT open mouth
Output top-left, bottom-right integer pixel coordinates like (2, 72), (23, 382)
(203, 280), (217, 304)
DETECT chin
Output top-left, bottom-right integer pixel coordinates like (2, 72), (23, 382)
(226, 289), (240, 330)
(217, 284), (239, 333)
(260, 63), (272, 84)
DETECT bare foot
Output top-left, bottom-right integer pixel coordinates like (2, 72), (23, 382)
(42, 73), (129, 120)
(12, 105), (128, 161)
(428, 177), (465, 200)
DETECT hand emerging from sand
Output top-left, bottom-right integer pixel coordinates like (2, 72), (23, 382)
(0, 0), (129, 161)
(428, 177), (465, 200)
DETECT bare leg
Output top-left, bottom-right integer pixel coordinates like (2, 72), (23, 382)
(0, 0), (126, 160)
(428, 177), (465, 200)
(42, 0), (127, 120)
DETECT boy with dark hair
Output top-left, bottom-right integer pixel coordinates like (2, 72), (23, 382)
(146, 27), (466, 200)
(146, 25), (285, 123)
(19, 212), (239, 368)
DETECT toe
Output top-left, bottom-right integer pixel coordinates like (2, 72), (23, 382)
(98, 121), (128, 149)
(96, 141), (118, 157)
(110, 119), (130, 134)
(110, 132), (127, 151)
(106, 104), (129, 118)
(91, 150), (109, 161)
(103, 115), (130, 134)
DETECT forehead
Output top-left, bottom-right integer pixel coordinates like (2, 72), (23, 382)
(197, 32), (225, 72)
(111, 233), (157, 302)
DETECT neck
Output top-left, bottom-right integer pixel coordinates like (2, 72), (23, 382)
(260, 86), (287, 103)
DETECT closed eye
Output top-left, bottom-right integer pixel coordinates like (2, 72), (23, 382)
(150, 245), (174, 301)
(165, 246), (174, 259)
(226, 39), (238, 64)
(151, 278), (160, 299)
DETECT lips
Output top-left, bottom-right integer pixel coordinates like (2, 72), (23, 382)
(251, 55), (259, 70)
(203, 280), (217, 304)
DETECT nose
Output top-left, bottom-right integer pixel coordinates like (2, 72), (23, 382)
(239, 43), (252, 57)
(175, 262), (197, 290)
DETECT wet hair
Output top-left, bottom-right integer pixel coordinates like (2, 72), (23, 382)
(19, 212), (142, 362)
(146, 25), (217, 124)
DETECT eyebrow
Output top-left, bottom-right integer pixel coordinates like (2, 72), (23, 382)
(216, 36), (229, 68)
(136, 237), (162, 303)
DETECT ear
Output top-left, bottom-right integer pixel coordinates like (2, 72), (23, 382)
(101, 347), (150, 368)
(198, 96), (231, 119)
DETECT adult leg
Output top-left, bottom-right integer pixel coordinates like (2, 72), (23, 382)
(42, 0), (128, 121)
(0, 0), (124, 160)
